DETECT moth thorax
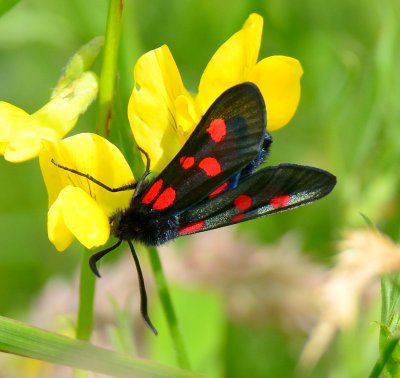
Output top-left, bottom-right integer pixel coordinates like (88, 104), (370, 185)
(110, 207), (179, 246)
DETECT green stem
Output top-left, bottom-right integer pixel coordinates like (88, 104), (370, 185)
(76, 249), (96, 341)
(97, 0), (123, 137)
(75, 0), (123, 344)
(147, 246), (191, 370)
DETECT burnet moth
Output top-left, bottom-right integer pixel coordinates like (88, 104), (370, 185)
(53, 82), (336, 334)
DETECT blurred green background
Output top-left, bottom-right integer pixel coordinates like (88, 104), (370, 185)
(0, 0), (399, 377)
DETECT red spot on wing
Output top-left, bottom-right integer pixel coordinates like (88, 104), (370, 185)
(152, 187), (176, 210)
(208, 181), (229, 199)
(142, 179), (163, 204)
(233, 194), (252, 211)
(207, 118), (226, 142)
(269, 194), (291, 209)
(199, 157), (221, 176)
(179, 156), (195, 169)
(178, 220), (205, 235)
(231, 213), (244, 222)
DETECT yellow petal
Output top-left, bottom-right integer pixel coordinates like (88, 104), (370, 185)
(48, 186), (110, 251)
(128, 45), (193, 173)
(0, 101), (52, 161)
(197, 13), (263, 113)
(4, 137), (44, 162)
(0, 102), (37, 139)
(0, 71), (97, 162)
(33, 72), (98, 138)
(39, 133), (134, 215)
(174, 94), (200, 137)
(248, 56), (303, 130)
(48, 193), (75, 251)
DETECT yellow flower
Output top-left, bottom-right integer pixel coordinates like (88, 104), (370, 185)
(128, 46), (195, 173)
(39, 133), (134, 251)
(0, 38), (102, 162)
(128, 13), (303, 173)
(40, 15), (303, 252)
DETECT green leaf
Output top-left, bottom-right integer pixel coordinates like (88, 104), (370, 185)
(0, 0), (20, 17)
(370, 334), (400, 378)
(374, 273), (400, 377)
(0, 315), (204, 378)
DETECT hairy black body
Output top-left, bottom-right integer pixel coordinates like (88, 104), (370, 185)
(110, 204), (180, 246)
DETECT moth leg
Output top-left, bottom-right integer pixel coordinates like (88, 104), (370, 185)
(137, 145), (151, 173)
(127, 240), (158, 335)
(51, 159), (137, 192)
(133, 146), (152, 198)
(89, 238), (123, 277)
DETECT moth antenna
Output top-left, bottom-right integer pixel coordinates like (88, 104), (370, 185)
(127, 240), (158, 335)
(89, 238), (123, 278)
(133, 146), (152, 198)
(51, 159), (137, 193)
